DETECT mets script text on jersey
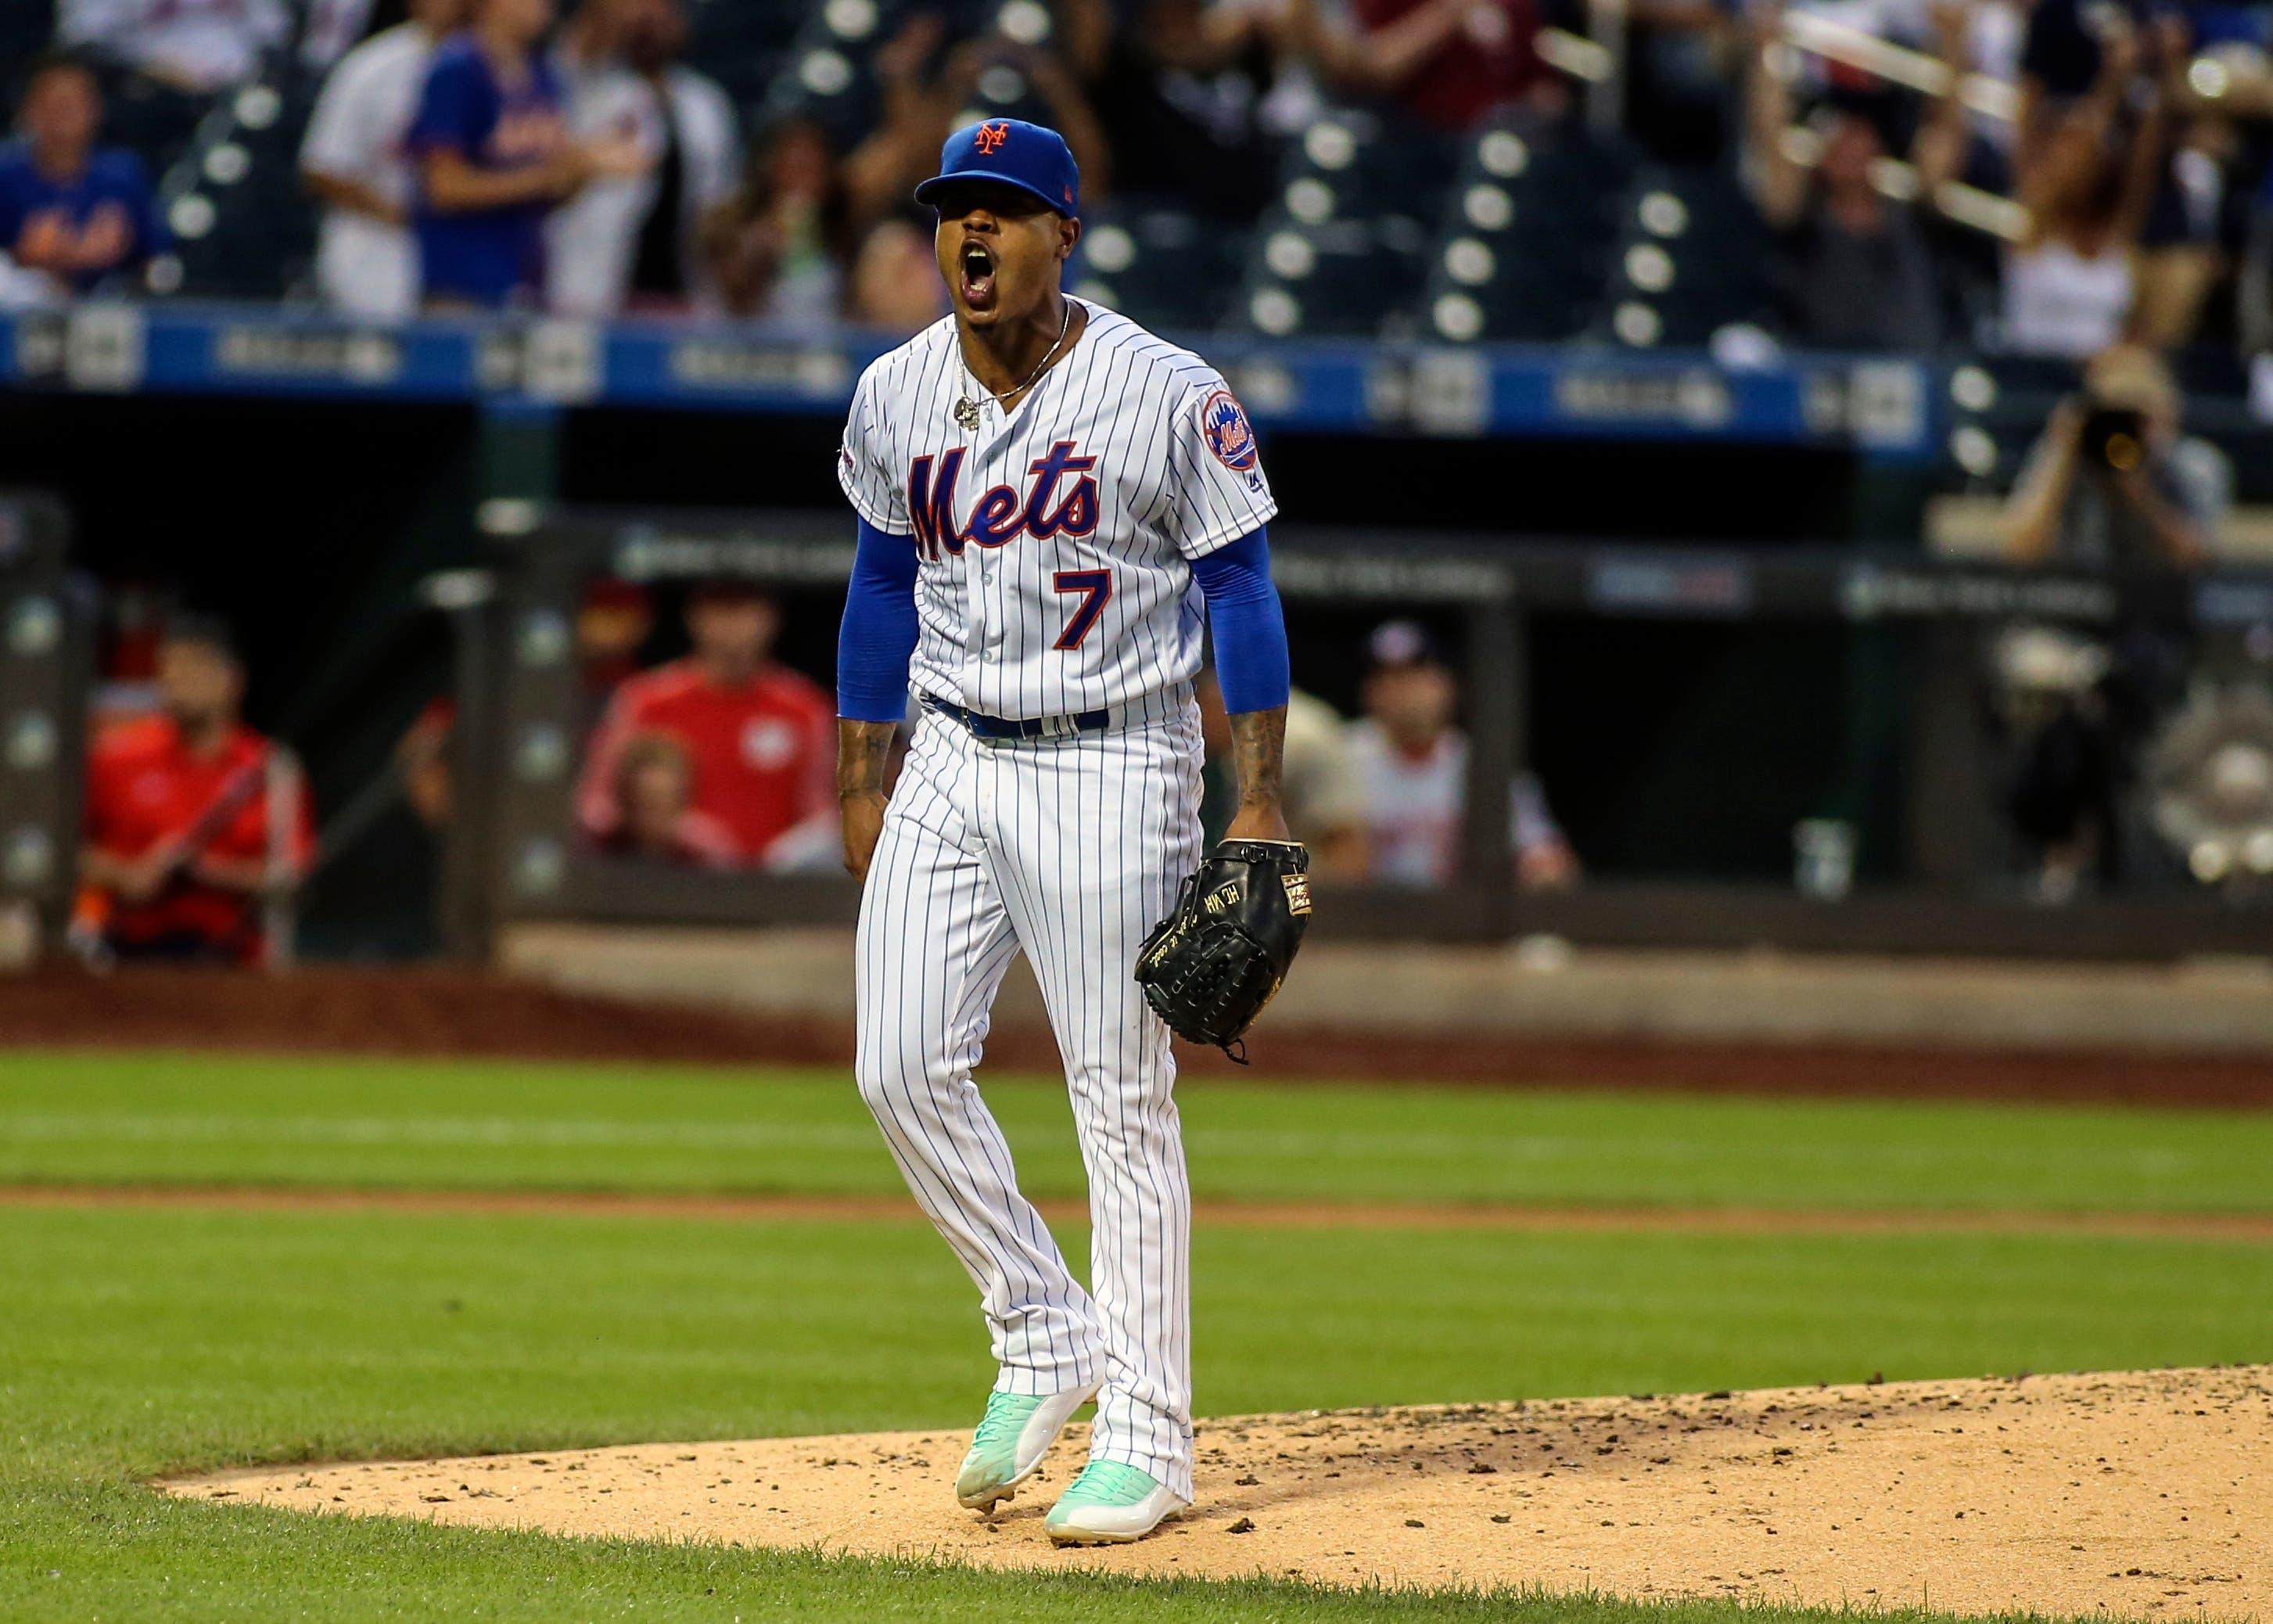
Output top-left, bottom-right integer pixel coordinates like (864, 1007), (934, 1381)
(907, 440), (1102, 559)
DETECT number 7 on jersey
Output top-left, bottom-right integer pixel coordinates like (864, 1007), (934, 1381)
(1052, 569), (1112, 650)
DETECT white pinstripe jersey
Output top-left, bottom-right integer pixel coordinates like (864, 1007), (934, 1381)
(837, 300), (1278, 721)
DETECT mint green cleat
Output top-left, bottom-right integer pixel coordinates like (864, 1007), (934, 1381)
(1044, 1459), (1188, 1544)
(954, 1385), (1095, 1511)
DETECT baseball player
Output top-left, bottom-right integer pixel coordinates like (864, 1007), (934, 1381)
(834, 118), (1293, 1543)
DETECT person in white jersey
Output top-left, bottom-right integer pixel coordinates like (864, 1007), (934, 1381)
(1346, 620), (1578, 890)
(546, 0), (738, 318)
(834, 117), (1293, 1546)
(300, 0), (467, 319)
(2000, 26), (2159, 359)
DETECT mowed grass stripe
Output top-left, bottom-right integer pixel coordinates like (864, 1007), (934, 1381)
(4, 1049), (2272, 1215)
(9, 1204), (2273, 1473)
(0, 1108), (2239, 1177)
(7, 1180), (2273, 1243)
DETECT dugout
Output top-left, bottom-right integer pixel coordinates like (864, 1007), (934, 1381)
(439, 503), (2273, 963)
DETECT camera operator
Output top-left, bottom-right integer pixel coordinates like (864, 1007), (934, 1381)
(1995, 343), (2228, 896)
(2002, 343), (2226, 570)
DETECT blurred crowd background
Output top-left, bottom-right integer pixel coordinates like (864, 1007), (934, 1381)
(16, 0), (2273, 965)
(7, 0), (2273, 354)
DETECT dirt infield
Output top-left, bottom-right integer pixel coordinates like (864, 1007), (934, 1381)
(9, 963), (2273, 1106)
(168, 1367), (2271, 1619)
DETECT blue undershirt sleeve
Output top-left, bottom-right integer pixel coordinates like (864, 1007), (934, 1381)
(836, 517), (921, 723)
(1189, 526), (1291, 715)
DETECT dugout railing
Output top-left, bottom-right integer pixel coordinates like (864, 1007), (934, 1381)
(0, 493), (94, 956)
(444, 504), (2273, 961)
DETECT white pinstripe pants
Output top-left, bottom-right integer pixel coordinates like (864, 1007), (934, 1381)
(854, 701), (1203, 1502)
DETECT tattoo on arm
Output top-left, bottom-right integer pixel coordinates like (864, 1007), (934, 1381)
(1226, 706), (1287, 809)
(837, 720), (896, 799)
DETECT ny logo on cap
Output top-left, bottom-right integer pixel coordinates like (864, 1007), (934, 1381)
(974, 121), (1010, 154)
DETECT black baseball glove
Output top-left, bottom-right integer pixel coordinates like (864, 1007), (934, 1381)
(1133, 839), (1312, 1062)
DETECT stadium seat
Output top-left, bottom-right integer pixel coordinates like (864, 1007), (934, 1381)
(1269, 106), (1456, 236)
(1231, 214), (1428, 340)
(97, 68), (220, 179)
(1582, 166), (1781, 348)
(1934, 351), (2084, 484)
(1068, 204), (1244, 335)
(1420, 118), (1636, 344)
(1221, 106), (1456, 339)
(940, 51), (1057, 132)
(750, 0), (1036, 131)
(950, 0), (1069, 49)
(684, 0), (809, 108)
(158, 79), (319, 300)
(756, 5), (890, 147)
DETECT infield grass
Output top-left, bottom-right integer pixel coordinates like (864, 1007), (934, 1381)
(2, 1049), (2271, 1622)
(5, 1048), (2272, 1213)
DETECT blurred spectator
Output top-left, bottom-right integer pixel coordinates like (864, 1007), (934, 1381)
(301, 0), (468, 320)
(576, 577), (652, 693)
(77, 618), (314, 964)
(845, 216), (946, 332)
(548, 0), (738, 318)
(1198, 671), (1370, 881)
(2131, 15), (2239, 350)
(301, 0), (393, 74)
(833, 16), (1112, 238)
(2003, 21), (2163, 357)
(1081, 0), (1295, 219)
(2131, 106), (2236, 348)
(0, 53), (163, 300)
(1297, 0), (1555, 132)
(957, 38), (1115, 195)
(1950, 0), (2025, 168)
(1625, 0), (1736, 160)
(394, 578), (652, 838)
(2002, 341), (2226, 567)
(832, 11), (953, 235)
(1743, 2), (1970, 350)
(1345, 620), (1578, 889)
(408, 0), (645, 310)
(57, 0), (289, 93)
(701, 117), (847, 324)
(598, 729), (739, 864)
(1986, 621), (2128, 899)
(1995, 349), (2217, 897)
(575, 581), (835, 869)
(2013, 0), (2147, 154)
(397, 695), (455, 830)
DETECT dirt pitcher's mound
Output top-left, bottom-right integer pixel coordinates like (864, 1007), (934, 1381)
(171, 1367), (2270, 1618)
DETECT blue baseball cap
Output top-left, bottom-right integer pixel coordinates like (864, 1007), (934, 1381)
(914, 118), (1080, 219)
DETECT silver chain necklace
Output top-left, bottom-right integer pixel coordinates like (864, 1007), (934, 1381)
(953, 300), (1072, 431)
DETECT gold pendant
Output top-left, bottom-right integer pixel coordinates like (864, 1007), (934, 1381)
(953, 397), (980, 430)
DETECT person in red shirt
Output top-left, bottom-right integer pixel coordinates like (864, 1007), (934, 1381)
(1301, 0), (1554, 132)
(78, 620), (316, 964)
(575, 580), (835, 868)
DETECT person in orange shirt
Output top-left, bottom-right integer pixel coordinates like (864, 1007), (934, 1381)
(78, 620), (316, 963)
(576, 580), (835, 868)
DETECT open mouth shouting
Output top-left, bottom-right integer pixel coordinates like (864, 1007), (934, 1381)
(958, 237), (998, 312)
